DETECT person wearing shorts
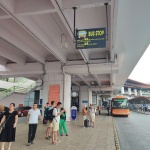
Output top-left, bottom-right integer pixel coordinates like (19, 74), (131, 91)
(82, 105), (87, 127)
(52, 102), (64, 145)
(45, 101), (55, 139)
(89, 106), (96, 128)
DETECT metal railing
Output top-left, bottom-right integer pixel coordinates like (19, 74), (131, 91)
(0, 78), (37, 100)
(129, 104), (150, 114)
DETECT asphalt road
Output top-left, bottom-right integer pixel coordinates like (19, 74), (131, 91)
(115, 111), (150, 150)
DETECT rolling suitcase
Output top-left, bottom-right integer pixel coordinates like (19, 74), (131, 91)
(84, 119), (90, 127)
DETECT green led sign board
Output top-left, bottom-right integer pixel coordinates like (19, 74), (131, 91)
(76, 28), (106, 49)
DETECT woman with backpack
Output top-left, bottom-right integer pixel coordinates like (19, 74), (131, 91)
(59, 108), (68, 136)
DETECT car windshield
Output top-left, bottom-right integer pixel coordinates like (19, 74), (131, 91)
(112, 99), (128, 108)
(15, 107), (24, 111)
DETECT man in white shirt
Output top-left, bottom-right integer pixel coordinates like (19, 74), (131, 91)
(26, 103), (42, 146)
(52, 102), (64, 145)
(89, 106), (96, 128)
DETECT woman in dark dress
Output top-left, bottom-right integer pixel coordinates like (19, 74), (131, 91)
(0, 103), (18, 150)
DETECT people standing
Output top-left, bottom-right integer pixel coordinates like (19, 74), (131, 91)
(0, 103), (18, 150)
(52, 102), (64, 145)
(107, 105), (110, 116)
(59, 108), (68, 136)
(98, 106), (101, 115)
(45, 101), (55, 139)
(43, 102), (49, 125)
(82, 105), (87, 127)
(26, 102), (42, 146)
(89, 106), (96, 128)
(148, 105), (150, 112)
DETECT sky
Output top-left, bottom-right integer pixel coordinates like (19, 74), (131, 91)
(129, 44), (150, 84)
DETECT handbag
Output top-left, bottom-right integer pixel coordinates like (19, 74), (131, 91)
(0, 111), (14, 132)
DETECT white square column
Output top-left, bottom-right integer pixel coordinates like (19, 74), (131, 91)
(79, 86), (88, 112)
(134, 89), (137, 96)
(139, 90), (142, 96)
(89, 90), (92, 106)
(121, 87), (125, 94)
(63, 74), (71, 121)
(128, 88), (131, 96)
(42, 73), (64, 116)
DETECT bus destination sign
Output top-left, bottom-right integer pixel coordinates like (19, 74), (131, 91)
(76, 28), (106, 49)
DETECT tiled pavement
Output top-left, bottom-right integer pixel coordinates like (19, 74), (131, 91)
(9, 110), (116, 150)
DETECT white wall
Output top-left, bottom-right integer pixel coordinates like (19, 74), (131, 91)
(0, 80), (14, 89)
(79, 86), (88, 112)
(0, 94), (26, 107)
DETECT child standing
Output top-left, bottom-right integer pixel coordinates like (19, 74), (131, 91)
(59, 108), (68, 136)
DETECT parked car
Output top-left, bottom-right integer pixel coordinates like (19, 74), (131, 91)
(15, 106), (31, 117)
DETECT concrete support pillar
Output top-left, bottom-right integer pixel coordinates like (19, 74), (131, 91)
(89, 90), (92, 105)
(134, 89), (137, 96)
(121, 87), (125, 94)
(97, 94), (99, 106)
(128, 88), (131, 96)
(40, 90), (43, 100)
(63, 74), (71, 121)
(42, 73), (64, 116)
(139, 90), (142, 96)
(79, 86), (88, 112)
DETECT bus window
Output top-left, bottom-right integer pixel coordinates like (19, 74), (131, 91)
(112, 99), (128, 109)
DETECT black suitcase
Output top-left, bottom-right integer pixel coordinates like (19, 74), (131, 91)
(84, 119), (90, 127)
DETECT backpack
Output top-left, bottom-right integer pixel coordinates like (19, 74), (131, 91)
(44, 106), (54, 121)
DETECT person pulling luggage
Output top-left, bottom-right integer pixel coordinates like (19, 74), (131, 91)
(89, 105), (96, 128)
(98, 106), (101, 115)
(82, 105), (87, 127)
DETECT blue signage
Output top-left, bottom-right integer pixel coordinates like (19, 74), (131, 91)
(82, 100), (88, 103)
(76, 28), (106, 49)
(39, 99), (43, 105)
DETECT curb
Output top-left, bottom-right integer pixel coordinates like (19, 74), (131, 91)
(113, 118), (120, 150)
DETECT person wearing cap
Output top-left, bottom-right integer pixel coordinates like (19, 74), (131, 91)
(82, 105), (87, 127)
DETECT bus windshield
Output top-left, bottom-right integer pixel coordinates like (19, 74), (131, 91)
(112, 99), (128, 109)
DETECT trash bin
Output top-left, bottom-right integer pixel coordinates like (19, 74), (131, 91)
(71, 106), (77, 120)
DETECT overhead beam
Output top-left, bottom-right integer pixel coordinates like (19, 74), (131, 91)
(0, 56), (7, 66)
(0, 39), (25, 65)
(0, 3), (66, 64)
(62, 0), (111, 10)
(63, 63), (119, 75)
(0, 62), (62, 77)
(0, 9), (57, 20)
(78, 75), (90, 86)
(0, 30), (45, 64)
(51, 0), (89, 63)
(72, 81), (80, 86)
(93, 75), (101, 86)
(0, 15), (11, 20)
(89, 87), (114, 92)
(15, 9), (57, 17)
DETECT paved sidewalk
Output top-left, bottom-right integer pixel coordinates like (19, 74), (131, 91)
(9, 110), (115, 150)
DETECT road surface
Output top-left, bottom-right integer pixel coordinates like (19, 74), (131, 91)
(115, 111), (150, 150)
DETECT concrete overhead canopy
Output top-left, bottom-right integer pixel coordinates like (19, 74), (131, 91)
(0, 0), (149, 93)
